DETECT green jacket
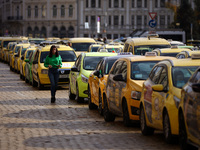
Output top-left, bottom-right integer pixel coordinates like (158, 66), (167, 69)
(44, 55), (62, 68)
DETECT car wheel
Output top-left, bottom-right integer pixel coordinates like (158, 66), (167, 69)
(140, 106), (154, 135)
(69, 83), (75, 100)
(179, 112), (197, 150)
(163, 111), (175, 143)
(32, 77), (37, 87)
(75, 84), (84, 103)
(123, 100), (132, 127)
(103, 96), (115, 122)
(98, 91), (103, 116)
(88, 85), (97, 109)
(37, 75), (44, 90)
(20, 73), (23, 79)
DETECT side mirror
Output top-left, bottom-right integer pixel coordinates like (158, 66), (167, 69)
(32, 60), (38, 64)
(152, 84), (164, 92)
(15, 54), (19, 57)
(71, 66), (79, 72)
(192, 83), (200, 93)
(113, 74), (125, 81)
(21, 56), (24, 60)
(93, 70), (100, 78)
(25, 59), (29, 62)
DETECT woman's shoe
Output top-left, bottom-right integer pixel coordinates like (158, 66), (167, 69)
(51, 97), (56, 103)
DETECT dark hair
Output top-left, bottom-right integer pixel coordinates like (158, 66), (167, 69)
(49, 45), (59, 57)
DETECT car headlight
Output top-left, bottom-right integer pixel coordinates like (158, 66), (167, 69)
(41, 69), (48, 74)
(131, 91), (141, 100)
(81, 74), (88, 83)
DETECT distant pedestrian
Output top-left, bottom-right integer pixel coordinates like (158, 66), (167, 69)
(44, 45), (62, 103)
(103, 37), (107, 44)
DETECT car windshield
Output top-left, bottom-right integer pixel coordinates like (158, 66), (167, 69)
(172, 66), (198, 88)
(15, 46), (21, 53)
(131, 61), (158, 80)
(91, 47), (100, 52)
(26, 50), (34, 59)
(72, 43), (95, 51)
(83, 56), (104, 70)
(21, 48), (27, 55)
(104, 59), (117, 74)
(160, 53), (179, 57)
(40, 51), (77, 63)
(3, 41), (16, 48)
(134, 45), (170, 55)
(29, 40), (44, 44)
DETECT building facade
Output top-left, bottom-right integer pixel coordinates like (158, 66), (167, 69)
(0, 0), (193, 39)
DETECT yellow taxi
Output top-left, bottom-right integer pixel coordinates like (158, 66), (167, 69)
(87, 44), (102, 52)
(19, 45), (37, 80)
(14, 43), (31, 73)
(88, 53), (133, 115)
(5, 42), (17, 63)
(139, 55), (200, 143)
(103, 52), (176, 126)
(123, 35), (171, 55)
(178, 67), (200, 150)
(10, 43), (30, 71)
(97, 43), (124, 53)
(67, 37), (96, 56)
(153, 47), (192, 57)
(32, 45), (77, 89)
(176, 50), (200, 59)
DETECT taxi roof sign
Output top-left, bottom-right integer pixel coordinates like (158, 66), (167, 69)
(118, 52), (133, 55)
(191, 54), (200, 59)
(99, 49), (108, 52)
(145, 52), (157, 56)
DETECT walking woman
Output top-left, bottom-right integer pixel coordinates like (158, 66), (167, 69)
(44, 45), (62, 103)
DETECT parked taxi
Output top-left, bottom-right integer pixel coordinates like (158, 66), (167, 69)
(69, 52), (117, 103)
(20, 45), (36, 80)
(153, 47), (192, 57)
(88, 53), (133, 115)
(32, 45), (77, 89)
(87, 44), (102, 52)
(123, 34), (171, 55)
(103, 52), (176, 126)
(68, 37), (96, 56)
(176, 50), (200, 59)
(5, 42), (17, 63)
(139, 55), (200, 143)
(178, 67), (200, 150)
(14, 43), (31, 73)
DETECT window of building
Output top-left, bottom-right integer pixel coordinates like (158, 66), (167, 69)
(132, 0), (134, 8)
(109, 0), (111, 8)
(131, 15), (134, 26)
(160, 15), (165, 26)
(42, 5), (46, 17)
(167, 15), (170, 26)
(137, 0), (142, 8)
(91, 16), (96, 25)
(144, 15), (147, 27)
(53, 5), (57, 17)
(86, 0), (89, 8)
(99, 0), (101, 8)
(155, 0), (158, 8)
(114, 16), (119, 25)
(69, 5), (73, 17)
(121, 15), (124, 25)
(137, 15), (142, 26)
(109, 16), (111, 25)
(107, 34), (111, 39)
(85, 16), (88, 22)
(16, 6), (19, 17)
(91, 0), (96, 8)
(35, 6), (38, 17)
(114, 0), (119, 8)
(121, 0), (124, 8)
(28, 6), (31, 18)
(160, 0), (165, 7)
(61, 5), (65, 17)
(144, 0), (147, 8)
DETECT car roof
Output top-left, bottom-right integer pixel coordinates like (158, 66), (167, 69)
(40, 45), (74, 51)
(154, 48), (191, 53)
(83, 52), (118, 57)
(160, 58), (200, 67)
(68, 37), (96, 43)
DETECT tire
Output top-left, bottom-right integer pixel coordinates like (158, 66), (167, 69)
(32, 77), (37, 87)
(98, 91), (103, 115)
(20, 73), (23, 79)
(37, 75), (44, 90)
(75, 84), (84, 103)
(25, 76), (29, 83)
(140, 106), (154, 135)
(69, 83), (75, 100)
(123, 100), (132, 127)
(179, 112), (197, 150)
(163, 112), (175, 144)
(88, 85), (97, 109)
(103, 96), (115, 122)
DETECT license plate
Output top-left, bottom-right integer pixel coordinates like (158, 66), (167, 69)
(59, 74), (69, 78)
